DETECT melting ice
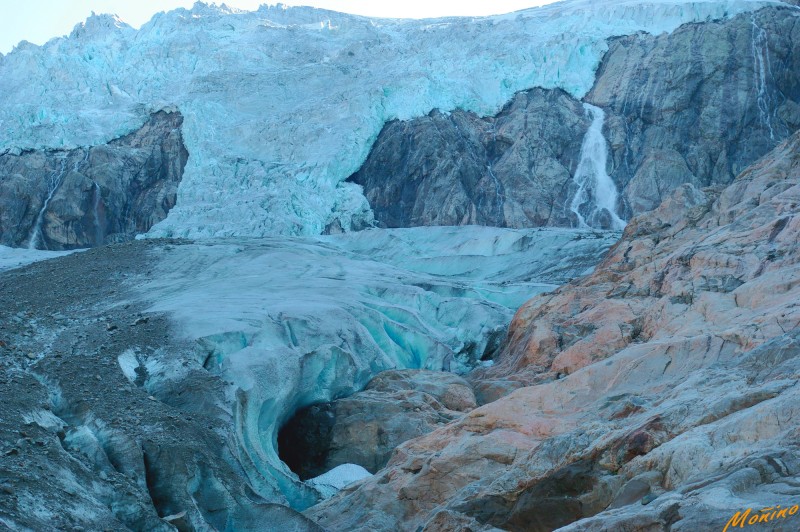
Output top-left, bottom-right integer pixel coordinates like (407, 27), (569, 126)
(133, 226), (619, 508)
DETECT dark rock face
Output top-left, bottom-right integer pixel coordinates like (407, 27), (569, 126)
(278, 369), (477, 479)
(0, 111), (187, 250)
(589, 6), (800, 215)
(352, 6), (800, 228)
(349, 88), (589, 228)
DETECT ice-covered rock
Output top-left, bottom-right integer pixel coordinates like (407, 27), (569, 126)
(0, 0), (781, 238)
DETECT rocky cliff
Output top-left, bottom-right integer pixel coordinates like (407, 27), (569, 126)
(307, 127), (800, 530)
(589, 5), (800, 215)
(349, 89), (588, 228)
(351, 5), (800, 229)
(0, 111), (187, 250)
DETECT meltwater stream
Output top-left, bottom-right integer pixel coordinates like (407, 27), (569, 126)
(570, 103), (627, 231)
(27, 158), (68, 250)
(92, 181), (105, 246)
(751, 15), (775, 141)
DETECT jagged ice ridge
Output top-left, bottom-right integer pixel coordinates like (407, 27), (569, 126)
(0, 0), (781, 238)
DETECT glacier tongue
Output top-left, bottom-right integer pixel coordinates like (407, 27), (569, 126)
(0, 0), (779, 237)
(135, 226), (618, 508)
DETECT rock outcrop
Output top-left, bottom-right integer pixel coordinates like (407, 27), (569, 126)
(589, 5), (800, 215)
(306, 129), (800, 530)
(351, 5), (800, 229)
(0, 110), (187, 250)
(279, 369), (477, 478)
(349, 89), (588, 228)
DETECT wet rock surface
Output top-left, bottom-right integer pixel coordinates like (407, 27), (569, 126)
(352, 6), (800, 229)
(0, 111), (187, 250)
(306, 130), (800, 530)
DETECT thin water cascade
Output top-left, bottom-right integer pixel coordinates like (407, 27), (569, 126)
(751, 16), (775, 141)
(569, 103), (626, 231)
(487, 124), (504, 204)
(92, 181), (104, 246)
(27, 157), (68, 250)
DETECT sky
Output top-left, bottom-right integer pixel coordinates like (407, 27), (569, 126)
(0, 0), (556, 54)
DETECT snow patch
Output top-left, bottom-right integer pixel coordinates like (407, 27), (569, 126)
(306, 463), (372, 499)
(0, 245), (81, 272)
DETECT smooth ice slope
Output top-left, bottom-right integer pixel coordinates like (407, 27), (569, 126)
(0, 0), (779, 237)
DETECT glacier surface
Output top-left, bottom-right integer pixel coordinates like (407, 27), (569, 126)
(0, 0), (780, 237)
(133, 226), (617, 508)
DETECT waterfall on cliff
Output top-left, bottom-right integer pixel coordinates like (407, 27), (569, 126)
(569, 103), (626, 231)
(27, 158), (68, 250)
(92, 181), (104, 246)
(751, 16), (775, 141)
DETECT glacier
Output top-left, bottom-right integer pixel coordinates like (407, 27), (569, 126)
(128, 226), (618, 508)
(0, 0), (781, 238)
